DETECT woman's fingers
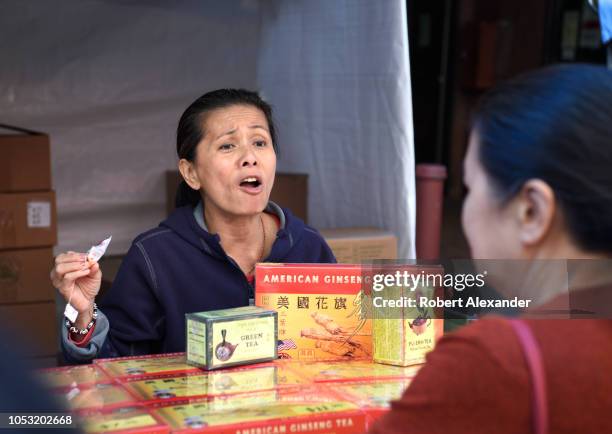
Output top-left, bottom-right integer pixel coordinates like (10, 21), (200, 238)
(62, 268), (93, 284)
(50, 269), (62, 289)
(52, 253), (101, 302)
(55, 252), (87, 265)
(54, 261), (90, 278)
(88, 262), (102, 277)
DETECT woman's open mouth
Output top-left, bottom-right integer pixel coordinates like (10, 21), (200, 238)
(238, 176), (263, 194)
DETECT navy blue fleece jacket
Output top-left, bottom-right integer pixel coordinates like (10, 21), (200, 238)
(62, 202), (335, 362)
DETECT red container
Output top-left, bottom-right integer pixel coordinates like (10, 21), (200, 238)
(415, 164), (447, 260)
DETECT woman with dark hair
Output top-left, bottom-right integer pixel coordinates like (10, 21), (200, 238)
(51, 89), (335, 361)
(369, 64), (612, 433)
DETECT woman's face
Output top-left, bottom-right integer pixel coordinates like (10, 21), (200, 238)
(190, 104), (276, 217)
(461, 131), (522, 259)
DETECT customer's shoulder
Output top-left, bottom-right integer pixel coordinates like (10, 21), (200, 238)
(441, 317), (520, 356)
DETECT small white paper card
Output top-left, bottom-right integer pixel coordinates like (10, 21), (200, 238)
(27, 201), (51, 228)
(64, 303), (79, 323)
(87, 236), (112, 263)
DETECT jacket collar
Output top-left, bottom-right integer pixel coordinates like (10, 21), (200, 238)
(161, 201), (300, 262)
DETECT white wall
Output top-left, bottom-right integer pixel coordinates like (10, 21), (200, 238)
(257, 0), (416, 257)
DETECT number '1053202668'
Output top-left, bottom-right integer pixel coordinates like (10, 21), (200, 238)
(7, 414), (73, 426)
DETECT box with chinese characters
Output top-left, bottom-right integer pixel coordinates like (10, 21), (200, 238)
(255, 263), (371, 361)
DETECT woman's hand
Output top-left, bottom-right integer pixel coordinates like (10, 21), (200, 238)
(50, 251), (102, 328)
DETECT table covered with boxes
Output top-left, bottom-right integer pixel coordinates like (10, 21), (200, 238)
(39, 354), (421, 433)
(39, 263), (444, 433)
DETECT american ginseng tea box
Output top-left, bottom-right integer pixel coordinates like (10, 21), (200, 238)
(186, 306), (277, 370)
(255, 263), (371, 361)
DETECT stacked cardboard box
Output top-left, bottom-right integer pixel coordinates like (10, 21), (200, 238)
(319, 227), (397, 263)
(0, 125), (58, 365)
(166, 170), (309, 223)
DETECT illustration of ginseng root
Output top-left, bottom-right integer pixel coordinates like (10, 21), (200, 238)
(300, 312), (370, 358)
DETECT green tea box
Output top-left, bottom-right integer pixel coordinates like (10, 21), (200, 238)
(186, 306), (278, 370)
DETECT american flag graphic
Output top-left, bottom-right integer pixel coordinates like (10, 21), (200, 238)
(277, 339), (297, 351)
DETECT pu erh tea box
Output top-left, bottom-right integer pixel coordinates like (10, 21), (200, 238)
(371, 265), (445, 367)
(186, 306), (277, 370)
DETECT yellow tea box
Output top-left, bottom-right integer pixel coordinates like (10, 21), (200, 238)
(153, 399), (365, 434)
(95, 352), (199, 380)
(123, 365), (280, 405)
(186, 306), (277, 370)
(284, 360), (421, 383)
(331, 378), (414, 410)
(332, 379), (415, 425)
(255, 263), (371, 361)
(80, 408), (169, 434)
(371, 265), (444, 367)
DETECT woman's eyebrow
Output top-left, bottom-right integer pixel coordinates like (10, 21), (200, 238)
(214, 129), (236, 141)
(249, 125), (269, 132)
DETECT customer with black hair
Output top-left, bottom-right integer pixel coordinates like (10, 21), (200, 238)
(51, 89), (335, 361)
(370, 64), (612, 434)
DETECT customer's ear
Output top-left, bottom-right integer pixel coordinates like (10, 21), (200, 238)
(515, 179), (556, 246)
(178, 159), (201, 190)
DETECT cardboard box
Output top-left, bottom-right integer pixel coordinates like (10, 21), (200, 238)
(186, 306), (278, 370)
(319, 228), (397, 263)
(0, 191), (57, 249)
(269, 172), (308, 223)
(0, 247), (54, 304)
(166, 171), (308, 223)
(0, 301), (58, 356)
(255, 264), (372, 362)
(0, 125), (51, 192)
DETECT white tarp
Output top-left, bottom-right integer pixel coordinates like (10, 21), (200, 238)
(1, 0), (415, 258)
(257, 0), (416, 258)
